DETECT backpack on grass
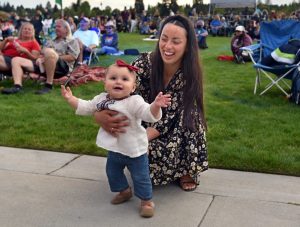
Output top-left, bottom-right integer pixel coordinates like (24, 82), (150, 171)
(289, 67), (300, 105)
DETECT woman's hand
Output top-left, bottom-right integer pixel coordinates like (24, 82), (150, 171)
(146, 127), (160, 141)
(16, 45), (28, 55)
(94, 110), (129, 137)
(5, 36), (14, 42)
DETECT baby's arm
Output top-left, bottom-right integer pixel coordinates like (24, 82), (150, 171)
(150, 92), (171, 119)
(61, 85), (78, 109)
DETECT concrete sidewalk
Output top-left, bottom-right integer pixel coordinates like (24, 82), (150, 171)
(0, 146), (299, 227)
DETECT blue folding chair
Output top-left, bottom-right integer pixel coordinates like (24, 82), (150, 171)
(242, 20), (300, 96)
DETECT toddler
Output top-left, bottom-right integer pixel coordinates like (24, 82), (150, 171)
(61, 59), (171, 218)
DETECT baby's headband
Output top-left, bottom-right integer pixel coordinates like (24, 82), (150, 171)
(116, 59), (139, 72)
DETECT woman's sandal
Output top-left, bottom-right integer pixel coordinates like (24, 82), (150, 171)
(179, 175), (197, 192)
(111, 187), (132, 204)
(140, 200), (155, 218)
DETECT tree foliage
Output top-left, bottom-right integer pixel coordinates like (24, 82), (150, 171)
(1, 0), (300, 20)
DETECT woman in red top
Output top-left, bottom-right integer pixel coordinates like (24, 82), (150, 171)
(0, 22), (40, 72)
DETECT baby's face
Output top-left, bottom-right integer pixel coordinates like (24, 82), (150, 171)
(104, 65), (136, 99)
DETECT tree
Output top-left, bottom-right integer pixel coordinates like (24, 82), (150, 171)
(72, 0), (81, 13)
(170, 0), (179, 14)
(194, 0), (203, 4)
(45, 1), (52, 12)
(90, 7), (101, 17)
(135, 0), (144, 15)
(159, 2), (170, 17)
(79, 1), (91, 17)
(102, 6), (112, 17)
(265, 0), (272, 5)
(1, 2), (14, 12)
(16, 5), (26, 17)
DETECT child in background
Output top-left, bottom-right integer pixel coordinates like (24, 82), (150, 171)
(61, 59), (171, 218)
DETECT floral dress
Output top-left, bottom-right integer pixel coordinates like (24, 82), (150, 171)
(132, 53), (208, 185)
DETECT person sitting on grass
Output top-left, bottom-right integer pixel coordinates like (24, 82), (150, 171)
(231, 25), (253, 64)
(210, 15), (223, 37)
(98, 21), (119, 55)
(195, 20), (208, 49)
(61, 59), (171, 218)
(2, 19), (80, 95)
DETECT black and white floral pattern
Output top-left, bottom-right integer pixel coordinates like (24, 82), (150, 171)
(132, 53), (208, 185)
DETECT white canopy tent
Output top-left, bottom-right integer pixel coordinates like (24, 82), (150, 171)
(210, 0), (256, 8)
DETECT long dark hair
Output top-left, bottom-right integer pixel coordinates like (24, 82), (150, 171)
(150, 15), (206, 130)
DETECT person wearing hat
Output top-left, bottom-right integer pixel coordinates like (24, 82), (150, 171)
(231, 25), (252, 63)
(195, 20), (208, 49)
(98, 20), (119, 55)
(73, 17), (99, 64)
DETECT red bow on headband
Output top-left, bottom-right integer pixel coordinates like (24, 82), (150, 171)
(116, 59), (139, 72)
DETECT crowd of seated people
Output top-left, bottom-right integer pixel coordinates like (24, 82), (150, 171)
(1, 7), (300, 95)
(1, 19), (80, 95)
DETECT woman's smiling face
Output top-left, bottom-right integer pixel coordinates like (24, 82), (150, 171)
(159, 23), (187, 67)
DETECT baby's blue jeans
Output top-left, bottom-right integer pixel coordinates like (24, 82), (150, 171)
(106, 151), (152, 201)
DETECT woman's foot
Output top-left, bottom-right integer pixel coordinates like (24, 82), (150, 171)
(111, 187), (132, 204)
(140, 200), (155, 218)
(179, 175), (197, 191)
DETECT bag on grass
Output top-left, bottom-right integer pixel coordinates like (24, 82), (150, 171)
(124, 49), (140, 55)
(289, 68), (300, 105)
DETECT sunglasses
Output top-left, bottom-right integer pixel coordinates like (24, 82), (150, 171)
(105, 26), (113, 29)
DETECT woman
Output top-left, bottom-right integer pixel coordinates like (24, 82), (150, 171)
(0, 22), (40, 73)
(98, 20), (119, 55)
(95, 15), (208, 191)
(231, 25), (252, 63)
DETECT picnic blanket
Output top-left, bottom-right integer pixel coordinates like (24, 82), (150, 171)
(55, 65), (106, 86)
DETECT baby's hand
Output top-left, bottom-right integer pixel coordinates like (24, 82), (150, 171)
(154, 92), (171, 108)
(61, 85), (73, 100)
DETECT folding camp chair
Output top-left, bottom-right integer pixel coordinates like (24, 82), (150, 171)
(241, 20), (300, 96)
(87, 48), (100, 65)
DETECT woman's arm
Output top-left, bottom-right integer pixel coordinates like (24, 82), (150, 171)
(16, 47), (40, 60)
(146, 127), (160, 141)
(110, 33), (118, 48)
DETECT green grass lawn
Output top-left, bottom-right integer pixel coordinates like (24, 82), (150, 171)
(0, 33), (299, 176)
